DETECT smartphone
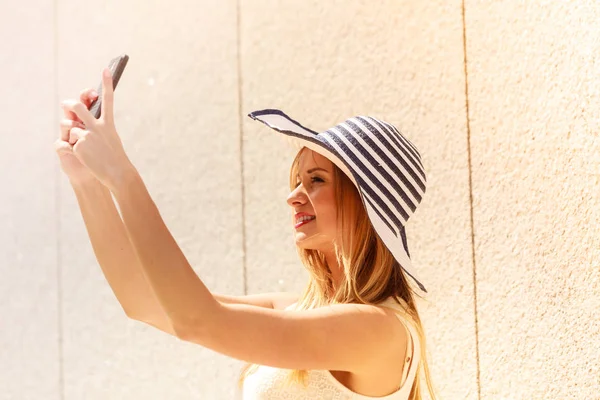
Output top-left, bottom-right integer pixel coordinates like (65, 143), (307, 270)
(88, 54), (129, 119)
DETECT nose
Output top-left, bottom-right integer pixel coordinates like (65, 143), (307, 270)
(286, 184), (307, 207)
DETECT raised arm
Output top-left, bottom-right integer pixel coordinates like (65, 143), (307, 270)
(71, 178), (176, 335)
(73, 176), (298, 335)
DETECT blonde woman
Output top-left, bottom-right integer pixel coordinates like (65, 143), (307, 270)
(56, 69), (436, 399)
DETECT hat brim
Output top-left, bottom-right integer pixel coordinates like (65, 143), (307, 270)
(248, 109), (427, 293)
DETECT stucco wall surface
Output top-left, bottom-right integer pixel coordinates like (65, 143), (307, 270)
(465, 1), (599, 399)
(0, 0), (597, 399)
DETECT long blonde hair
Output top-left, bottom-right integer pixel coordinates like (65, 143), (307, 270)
(237, 148), (437, 400)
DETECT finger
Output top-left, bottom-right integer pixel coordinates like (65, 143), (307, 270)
(79, 88), (99, 108)
(68, 126), (86, 145)
(60, 119), (84, 141)
(61, 99), (96, 128)
(54, 138), (74, 154)
(101, 67), (114, 123)
(61, 100), (81, 123)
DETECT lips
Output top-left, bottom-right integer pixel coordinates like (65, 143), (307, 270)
(294, 211), (315, 228)
(295, 217), (315, 228)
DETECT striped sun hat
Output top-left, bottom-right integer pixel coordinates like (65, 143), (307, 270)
(248, 109), (428, 293)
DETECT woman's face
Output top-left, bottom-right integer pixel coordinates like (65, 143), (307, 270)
(286, 149), (338, 251)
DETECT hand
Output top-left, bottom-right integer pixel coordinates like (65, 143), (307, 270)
(59, 67), (135, 192)
(54, 88), (100, 185)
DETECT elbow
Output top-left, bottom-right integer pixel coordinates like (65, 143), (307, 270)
(124, 308), (140, 321)
(126, 310), (180, 338)
(172, 307), (222, 343)
(174, 300), (224, 343)
(172, 318), (209, 343)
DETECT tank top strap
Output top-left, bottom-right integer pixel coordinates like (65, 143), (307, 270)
(398, 318), (420, 396)
(378, 298), (421, 396)
(399, 318), (413, 387)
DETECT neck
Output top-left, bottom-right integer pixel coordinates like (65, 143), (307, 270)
(323, 250), (343, 296)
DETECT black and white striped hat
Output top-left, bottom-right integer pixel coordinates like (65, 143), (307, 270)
(248, 109), (427, 293)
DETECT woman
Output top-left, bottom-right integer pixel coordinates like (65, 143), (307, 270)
(56, 69), (436, 399)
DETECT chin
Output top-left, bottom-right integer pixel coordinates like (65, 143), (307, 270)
(295, 237), (328, 252)
(294, 236), (315, 248)
(295, 238), (311, 248)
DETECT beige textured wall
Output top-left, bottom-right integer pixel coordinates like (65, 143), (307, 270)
(1, 0), (598, 399)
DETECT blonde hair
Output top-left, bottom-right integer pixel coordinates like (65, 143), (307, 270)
(237, 147), (437, 400)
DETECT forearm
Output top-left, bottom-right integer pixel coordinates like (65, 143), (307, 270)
(111, 167), (220, 333)
(71, 177), (175, 332)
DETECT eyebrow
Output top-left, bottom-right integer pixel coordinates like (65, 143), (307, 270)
(306, 167), (329, 174)
(296, 167), (329, 178)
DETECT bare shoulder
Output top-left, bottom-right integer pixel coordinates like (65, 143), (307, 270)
(351, 302), (410, 388)
(323, 302), (409, 374)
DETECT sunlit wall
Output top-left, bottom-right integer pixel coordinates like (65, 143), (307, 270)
(1, 1), (598, 399)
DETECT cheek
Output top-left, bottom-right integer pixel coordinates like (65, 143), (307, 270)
(314, 192), (337, 225)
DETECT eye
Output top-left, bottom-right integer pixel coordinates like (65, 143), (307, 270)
(294, 176), (324, 188)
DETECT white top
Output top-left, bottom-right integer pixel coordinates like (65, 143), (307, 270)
(242, 297), (420, 399)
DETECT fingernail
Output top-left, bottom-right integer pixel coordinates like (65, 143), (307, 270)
(91, 90), (98, 98)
